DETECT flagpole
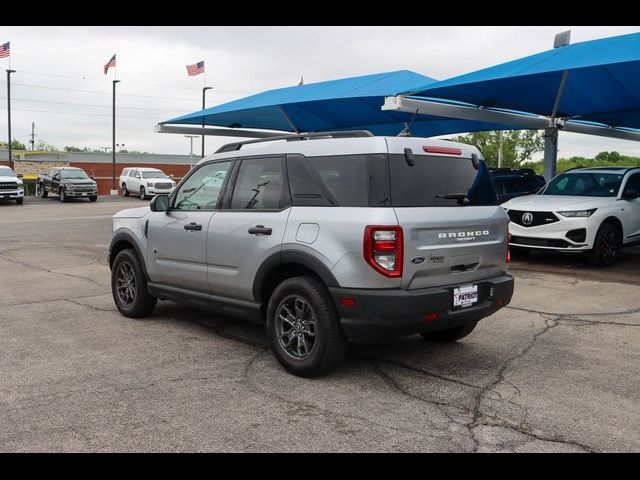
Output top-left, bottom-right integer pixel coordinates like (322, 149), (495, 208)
(112, 55), (120, 195)
(201, 63), (211, 159)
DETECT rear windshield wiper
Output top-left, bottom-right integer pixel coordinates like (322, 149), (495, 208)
(436, 193), (470, 205)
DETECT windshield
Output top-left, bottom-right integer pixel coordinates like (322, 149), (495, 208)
(542, 172), (624, 197)
(0, 167), (15, 177)
(142, 171), (167, 179)
(61, 170), (89, 180)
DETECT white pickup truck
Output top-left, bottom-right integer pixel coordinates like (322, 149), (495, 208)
(0, 166), (24, 205)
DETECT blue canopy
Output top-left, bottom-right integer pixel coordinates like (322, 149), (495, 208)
(161, 70), (514, 136)
(406, 32), (640, 129)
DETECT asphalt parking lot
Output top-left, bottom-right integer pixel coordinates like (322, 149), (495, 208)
(1, 196), (639, 452)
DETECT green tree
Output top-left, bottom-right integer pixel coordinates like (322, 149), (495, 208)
(0, 139), (27, 150)
(450, 130), (544, 167)
(35, 139), (58, 151)
(595, 151), (622, 163)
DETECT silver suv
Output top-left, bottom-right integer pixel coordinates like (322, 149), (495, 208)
(109, 132), (514, 376)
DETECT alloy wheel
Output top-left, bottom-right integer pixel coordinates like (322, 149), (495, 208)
(276, 295), (317, 360)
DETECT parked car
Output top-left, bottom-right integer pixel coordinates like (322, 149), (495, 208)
(119, 167), (176, 200)
(109, 132), (513, 376)
(503, 167), (640, 266)
(490, 167), (546, 203)
(38, 167), (98, 202)
(0, 166), (24, 204)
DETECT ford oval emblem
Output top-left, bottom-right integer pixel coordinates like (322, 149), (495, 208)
(411, 256), (425, 264)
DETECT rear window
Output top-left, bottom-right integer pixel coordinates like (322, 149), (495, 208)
(389, 154), (497, 207)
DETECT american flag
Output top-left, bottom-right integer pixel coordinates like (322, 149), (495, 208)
(186, 61), (204, 76)
(0, 42), (9, 58)
(103, 54), (116, 75)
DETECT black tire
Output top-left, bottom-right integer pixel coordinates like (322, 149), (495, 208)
(40, 186), (48, 198)
(589, 222), (622, 267)
(89, 196), (97, 202)
(16, 197), (23, 205)
(266, 276), (347, 377)
(111, 248), (157, 318)
(140, 186), (146, 201)
(421, 321), (478, 343)
(510, 246), (530, 258)
(122, 183), (129, 197)
(59, 188), (66, 202)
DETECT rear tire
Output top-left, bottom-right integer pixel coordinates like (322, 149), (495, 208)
(111, 248), (157, 318)
(59, 188), (66, 202)
(421, 321), (478, 343)
(122, 183), (129, 197)
(16, 198), (23, 205)
(266, 276), (347, 377)
(510, 246), (530, 258)
(589, 223), (622, 267)
(140, 186), (147, 200)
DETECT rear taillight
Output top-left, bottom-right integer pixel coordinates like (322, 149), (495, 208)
(507, 232), (511, 264)
(363, 226), (403, 278)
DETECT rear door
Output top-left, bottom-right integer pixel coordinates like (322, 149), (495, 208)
(207, 155), (290, 301)
(387, 140), (509, 290)
(620, 172), (640, 242)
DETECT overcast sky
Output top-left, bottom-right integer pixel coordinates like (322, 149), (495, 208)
(1, 25), (639, 159)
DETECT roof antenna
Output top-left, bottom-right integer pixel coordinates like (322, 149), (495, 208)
(397, 109), (419, 137)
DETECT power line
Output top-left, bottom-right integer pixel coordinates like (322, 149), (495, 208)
(7, 70), (252, 95)
(0, 96), (192, 113)
(0, 106), (162, 120)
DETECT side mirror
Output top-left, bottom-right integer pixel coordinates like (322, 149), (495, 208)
(17, 173), (23, 179)
(150, 194), (170, 212)
(622, 188), (639, 200)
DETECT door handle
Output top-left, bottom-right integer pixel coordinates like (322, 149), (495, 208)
(184, 222), (202, 231)
(248, 225), (272, 235)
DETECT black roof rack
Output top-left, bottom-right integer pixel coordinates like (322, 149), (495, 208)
(215, 130), (374, 154)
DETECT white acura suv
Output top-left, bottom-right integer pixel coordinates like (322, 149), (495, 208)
(503, 167), (640, 266)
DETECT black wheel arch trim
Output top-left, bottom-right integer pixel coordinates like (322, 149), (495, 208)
(252, 250), (339, 302)
(108, 230), (149, 279)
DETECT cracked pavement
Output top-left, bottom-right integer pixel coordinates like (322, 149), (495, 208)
(1, 198), (639, 452)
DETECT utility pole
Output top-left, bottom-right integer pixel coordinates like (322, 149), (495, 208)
(498, 130), (504, 168)
(201, 86), (212, 158)
(30, 122), (35, 150)
(6, 69), (15, 170)
(112, 79), (120, 194)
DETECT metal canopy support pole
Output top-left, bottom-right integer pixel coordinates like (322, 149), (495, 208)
(279, 106), (300, 133)
(201, 87), (212, 158)
(543, 70), (569, 180)
(542, 127), (559, 181)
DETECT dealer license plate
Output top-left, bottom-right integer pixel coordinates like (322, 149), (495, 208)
(453, 284), (478, 308)
(82, 193), (88, 196)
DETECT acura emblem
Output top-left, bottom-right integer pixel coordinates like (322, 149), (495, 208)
(522, 212), (533, 226)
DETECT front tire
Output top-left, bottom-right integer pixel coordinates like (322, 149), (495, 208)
(59, 188), (66, 202)
(89, 196), (97, 202)
(111, 248), (157, 318)
(140, 186), (147, 200)
(421, 321), (478, 343)
(40, 186), (48, 198)
(16, 198), (23, 205)
(589, 223), (622, 267)
(266, 276), (347, 377)
(122, 183), (129, 197)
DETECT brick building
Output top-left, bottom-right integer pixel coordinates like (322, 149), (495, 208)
(0, 149), (194, 195)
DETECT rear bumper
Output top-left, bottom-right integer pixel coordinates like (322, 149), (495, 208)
(329, 274), (514, 342)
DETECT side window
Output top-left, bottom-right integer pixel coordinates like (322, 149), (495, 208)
(133, 170), (141, 179)
(492, 178), (505, 195)
(625, 173), (640, 192)
(172, 161), (233, 210)
(230, 157), (286, 210)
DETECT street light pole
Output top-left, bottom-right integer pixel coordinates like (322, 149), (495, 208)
(112, 79), (120, 193)
(185, 135), (198, 170)
(6, 69), (16, 170)
(202, 86), (212, 158)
